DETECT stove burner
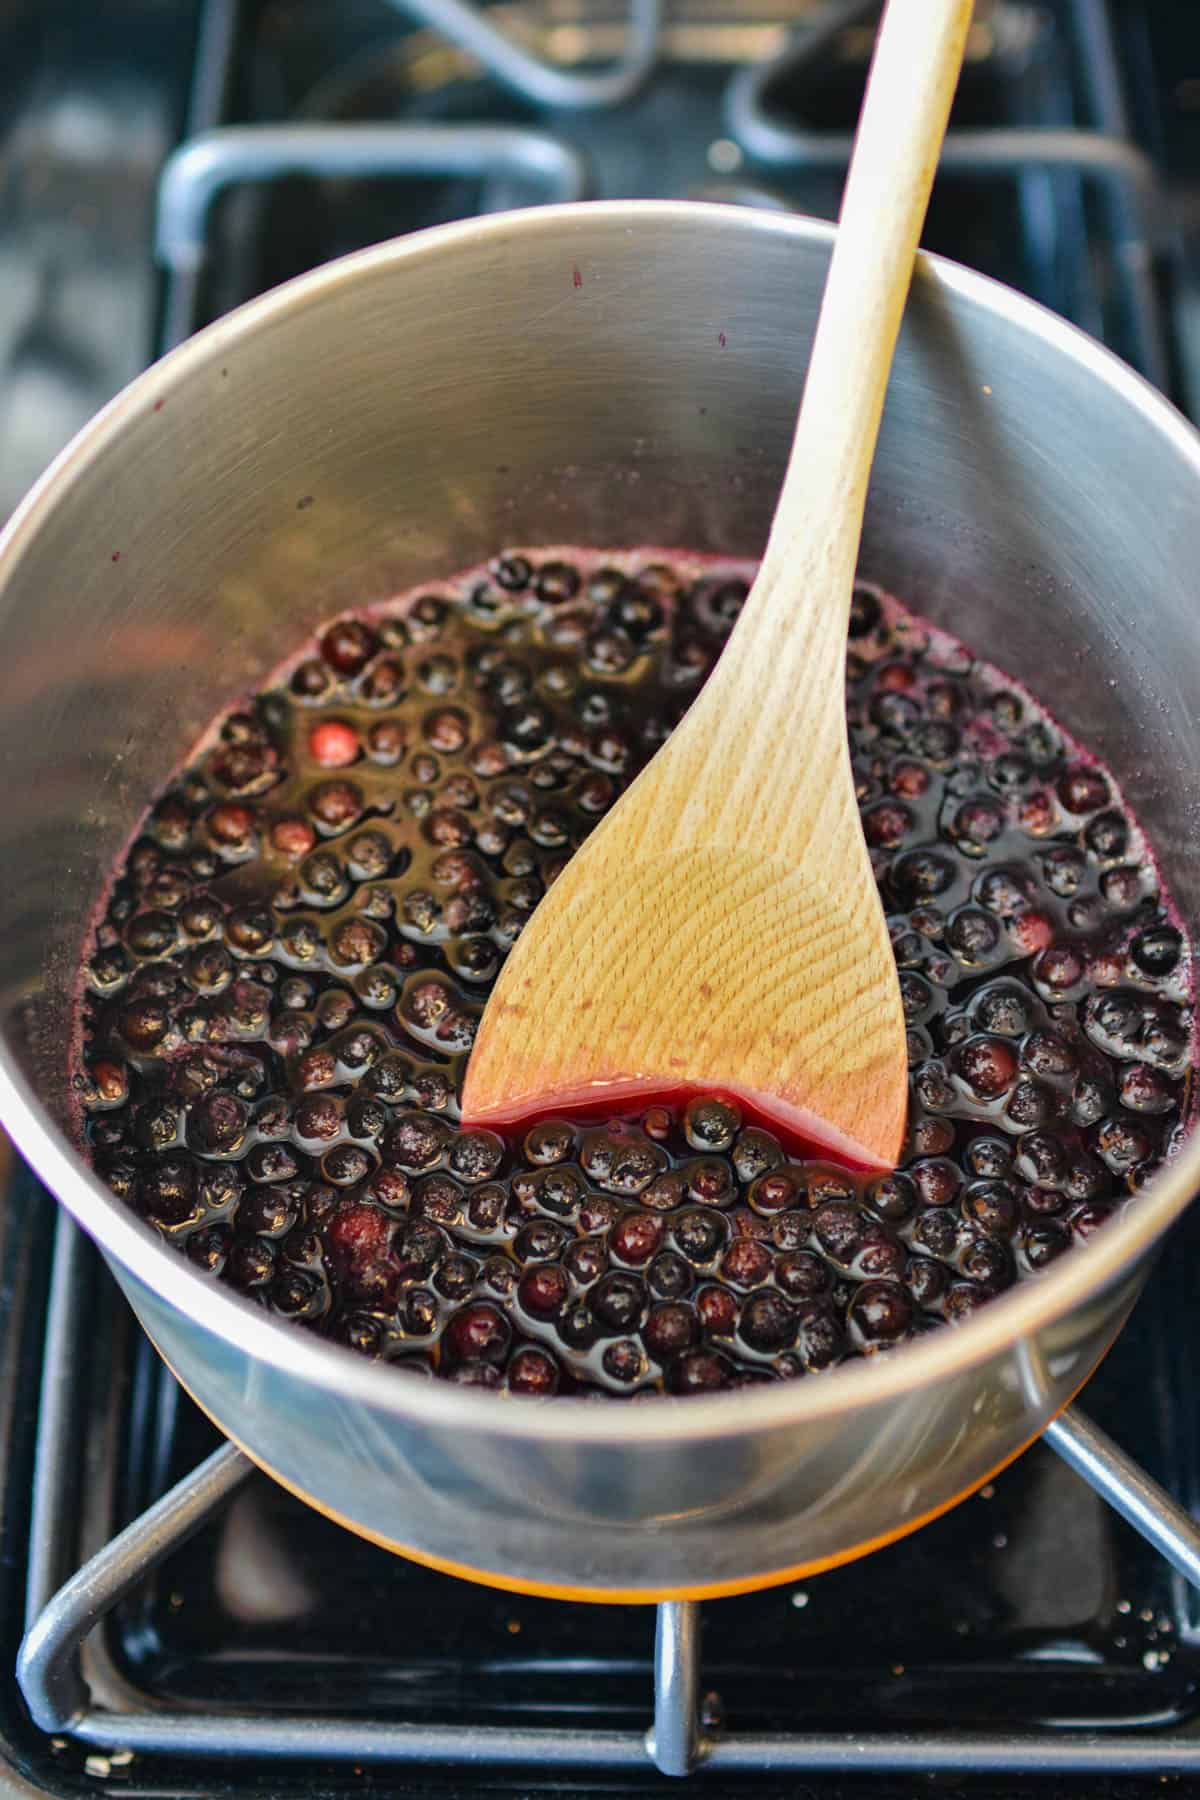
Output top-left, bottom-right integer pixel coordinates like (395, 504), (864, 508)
(383, 0), (663, 109)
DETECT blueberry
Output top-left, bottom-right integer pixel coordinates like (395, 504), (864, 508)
(1023, 1030), (1077, 1079)
(719, 1238), (773, 1289)
(611, 580), (666, 641)
(442, 1302), (510, 1365)
(322, 1144), (374, 1187)
(738, 1290), (797, 1353)
(848, 585), (881, 638)
(847, 1281), (912, 1350)
(590, 1271), (648, 1334)
(138, 1158), (199, 1227)
(434, 1253), (477, 1301)
(517, 1264), (569, 1318)
(465, 1185), (506, 1233)
(602, 1339), (646, 1385)
(1057, 766), (1109, 814)
(644, 1303), (699, 1360)
(508, 1345), (560, 1394)
(450, 1131), (504, 1183)
(775, 1251), (829, 1298)
(535, 561), (580, 605)
(523, 1119), (575, 1165)
(666, 1350), (734, 1393)
(962, 1180), (1018, 1238)
(404, 1288), (439, 1336)
(611, 1210), (665, 1265)
(563, 1238), (606, 1286)
(914, 1208), (957, 1261)
(272, 1270), (323, 1318)
(1132, 925), (1182, 978)
(321, 618), (378, 677)
(1095, 1114), (1153, 1172)
(910, 1160), (961, 1209)
(683, 1094), (741, 1151)
(1085, 811), (1129, 859)
(892, 849), (957, 905)
(1013, 1132), (1067, 1186)
(905, 1257), (946, 1308)
(648, 1251), (693, 1299)
(953, 1036), (1018, 1099)
(671, 1208), (727, 1265)
(946, 908), (1000, 962)
(749, 1168), (807, 1217)
(1118, 1064), (1175, 1115)
(964, 1137), (1011, 1179)
(1005, 1079), (1057, 1130)
(796, 1306), (844, 1370)
(558, 1302), (599, 1351)
(186, 1223), (232, 1271)
(514, 1220), (569, 1263)
(1023, 1223), (1070, 1269)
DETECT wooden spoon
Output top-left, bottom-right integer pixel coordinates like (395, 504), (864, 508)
(462, 0), (975, 1169)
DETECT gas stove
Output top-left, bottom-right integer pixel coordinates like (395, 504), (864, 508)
(3, 1), (1200, 1794)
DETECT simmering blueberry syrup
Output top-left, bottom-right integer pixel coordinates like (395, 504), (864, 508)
(70, 549), (1196, 1397)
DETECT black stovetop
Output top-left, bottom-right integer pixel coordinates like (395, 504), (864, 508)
(3, 1), (1200, 1794)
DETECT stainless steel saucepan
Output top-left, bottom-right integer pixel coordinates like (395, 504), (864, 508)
(0, 201), (1197, 1601)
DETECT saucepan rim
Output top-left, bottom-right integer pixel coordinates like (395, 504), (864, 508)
(1, 199), (1197, 1446)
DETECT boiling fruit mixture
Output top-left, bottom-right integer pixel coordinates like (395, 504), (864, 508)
(71, 551), (1195, 1397)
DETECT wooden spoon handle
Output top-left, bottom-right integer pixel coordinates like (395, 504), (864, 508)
(727, 0), (975, 695)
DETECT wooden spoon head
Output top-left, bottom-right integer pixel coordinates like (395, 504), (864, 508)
(461, 767), (908, 1170)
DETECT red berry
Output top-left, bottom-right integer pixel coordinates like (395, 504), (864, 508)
(610, 1211), (664, 1265)
(309, 779), (363, 828)
(508, 1346), (560, 1394)
(320, 617), (378, 676)
(953, 1036), (1019, 1100)
(1009, 910), (1054, 954)
(667, 1349), (733, 1393)
(1088, 951), (1125, 988)
(424, 708), (469, 753)
(955, 799), (1004, 845)
(518, 1264), (569, 1318)
(367, 721), (405, 763)
(91, 1061), (128, 1104)
(308, 721), (359, 767)
(443, 1302), (511, 1364)
(890, 760), (930, 798)
(695, 1286), (737, 1335)
(326, 1202), (392, 1268)
(1034, 944), (1085, 991)
(271, 816), (315, 858)
(643, 1303), (699, 1360)
(207, 802), (256, 848)
(1019, 789), (1056, 835)
(718, 1238), (772, 1289)
(864, 803), (912, 848)
(1057, 765), (1109, 814)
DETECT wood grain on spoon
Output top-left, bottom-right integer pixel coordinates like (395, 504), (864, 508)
(462, 0), (975, 1170)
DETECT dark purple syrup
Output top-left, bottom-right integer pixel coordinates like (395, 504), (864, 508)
(70, 550), (1195, 1397)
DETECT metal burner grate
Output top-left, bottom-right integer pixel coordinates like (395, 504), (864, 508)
(154, 0), (1176, 379)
